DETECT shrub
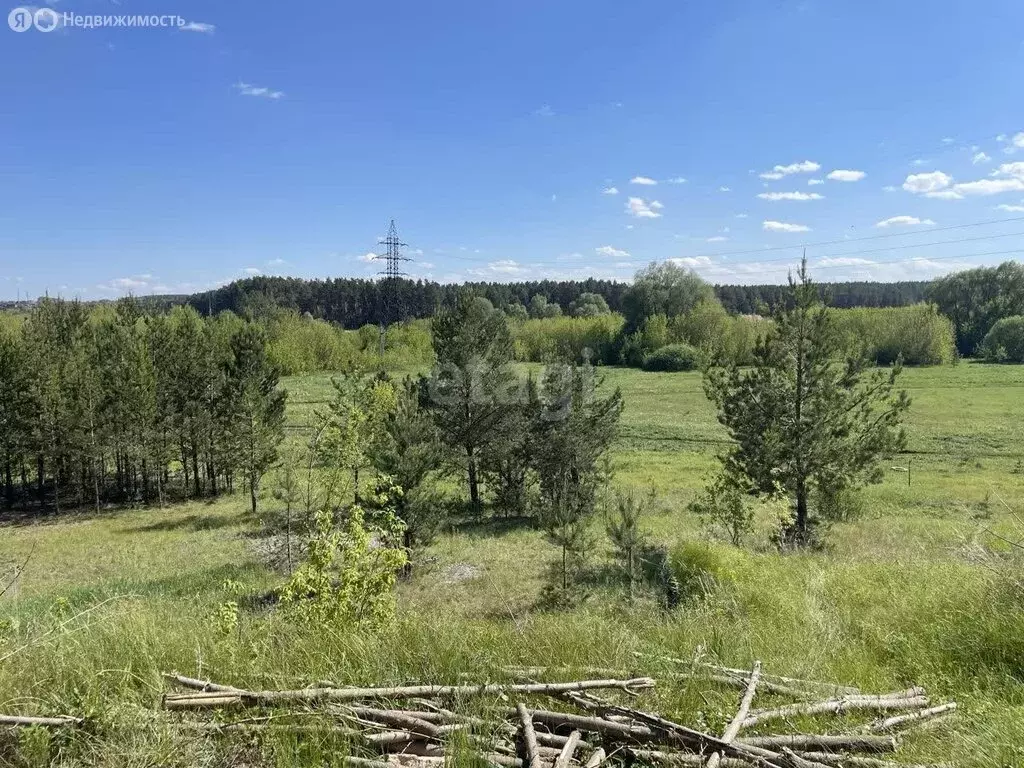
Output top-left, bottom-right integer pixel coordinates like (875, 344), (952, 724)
(641, 343), (700, 372)
(688, 475), (754, 546)
(513, 314), (624, 363)
(979, 315), (1024, 362)
(667, 540), (740, 603)
(829, 304), (957, 366)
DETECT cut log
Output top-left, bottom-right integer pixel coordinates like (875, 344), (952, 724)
(517, 703), (543, 768)
(866, 703), (956, 733)
(554, 730), (582, 768)
(163, 678), (655, 711)
(793, 754), (952, 768)
(738, 735), (896, 754)
(0, 714), (83, 728)
(343, 707), (443, 739)
(742, 696), (928, 728)
(163, 673), (241, 693)
(632, 653), (861, 697)
(707, 661), (762, 768)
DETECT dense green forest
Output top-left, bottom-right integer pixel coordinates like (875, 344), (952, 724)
(173, 274), (932, 328)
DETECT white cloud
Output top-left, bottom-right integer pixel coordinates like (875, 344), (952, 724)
(359, 252), (378, 263)
(534, 105), (554, 117)
(111, 277), (150, 291)
(630, 176), (658, 185)
(626, 197), (662, 218)
(827, 169), (866, 182)
(941, 137), (955, 144)
(875, 215), (936, 228)
(883, 185), (898, 192)
(266, 258), (288, 266)
(596, 245), (630, 258)
(670, 256), (712, 267)
(1016, 132), (1024, 148)
(997, 162), (1024, 180)
(735, 213), (748, 218)
(181, 21), (215, 33)
(667, 177), (687, 184)
(235, 82), (284, 99)
(808, 179), (824, 186)
(996, 203), (1024, 213)
(763, 220), (810, 233)
(816, 257), (877, 267)
(650, 200), (664, 209)
(759, 160), (820, 179)
(972, 151), (992, 165)
(758, 191), (824, 201)
(706, 236), (728, 242)
(952, 178), (1024, 196)
(902, 171), (952, 194)
(487, 260), (524, 274)
(719, 186), (731, 192)
(602, 186), (619, 195)
(243, 267), (262, 276)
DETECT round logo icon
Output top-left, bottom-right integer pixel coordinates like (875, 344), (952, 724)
(8, 6), (34, 31)
(33, 7), (59, 31)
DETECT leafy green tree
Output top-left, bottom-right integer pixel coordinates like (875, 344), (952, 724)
(504, 302), (530, 322)
(529, 294), (562, 319)
(704, 260), (910, 545)
(623, 261), (715, 331)
(569, 292), (610, 317)
(0, 327), (31, 508)
(222, 323), (287, 515)
(927, 261), (1024, 356)
(979, 315), (1024, 362)
(429, 293), (517, 510)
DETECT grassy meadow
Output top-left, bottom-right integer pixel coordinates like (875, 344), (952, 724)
(1, 363), (1024, 766)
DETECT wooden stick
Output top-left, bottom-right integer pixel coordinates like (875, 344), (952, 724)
(737, 735), (897, 754)
(521, 708), (792, 768)
(0, 714), (83, 728)
(163, 673), (241, 693)
(798, 753), (950, 765)
(866, 702), (956, 733)
(631, 750), (753, 767)
(632, 653), (861, 696)
(583, 748), (606, 768)
(554, 730), (582, 768)
(794, 753), (952, 768)
(343, 707), (443, 739)
(517, 703), (543, 768)
(742, 696), (928, 728)
(163, 678), (655, 711)
(707, 661), (761, 768)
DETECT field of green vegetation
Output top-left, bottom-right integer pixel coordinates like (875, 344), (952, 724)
(1, 361), (1022, 766)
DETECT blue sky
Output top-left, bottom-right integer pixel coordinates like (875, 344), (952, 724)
(3, 0), (1024, 300)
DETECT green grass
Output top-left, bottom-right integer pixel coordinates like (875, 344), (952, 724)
(2, 363), (1024, 766)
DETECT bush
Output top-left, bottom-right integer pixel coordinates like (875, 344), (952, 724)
(979, 315), (1024, 362)
(641, 343), (700, 372)
(830, 304), (957, 366)
(667, 540), (741, 603)
(513, 314), (624, 363)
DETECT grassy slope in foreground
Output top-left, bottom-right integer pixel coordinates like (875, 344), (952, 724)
(0, 364), (1022, 766)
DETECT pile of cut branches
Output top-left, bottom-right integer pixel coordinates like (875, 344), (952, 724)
(156, 659), (954, 768)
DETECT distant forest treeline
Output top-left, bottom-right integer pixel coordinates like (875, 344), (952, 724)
(167, 275), (932, 327)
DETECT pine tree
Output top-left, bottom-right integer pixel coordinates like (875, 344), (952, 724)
(429, 293), (517, 511)
(222, 323), (287, 516)
(704, 259), (910, 546)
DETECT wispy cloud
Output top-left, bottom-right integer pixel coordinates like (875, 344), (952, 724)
(875, 215), (935, 228)
(757, 191), (824, 201)
(904, 166), (1024, 199)
(602, 186), (619, 195)
(719, 186), (731, 192)
(234, 82), (284, 99)
(763, 220), (810, 233)
(359, 252), (377, 263)
(902, 171), (952, 195)
(996, 203), (1024, 212)
(808, 179), (824, 186)
(626, 197), (662, 218)
(670, 256), (712, 268)
(817, 257), (877, 267)
(630, 176), (658, 185)
(706, 236), (728, 242)
(667, 177), (687, 184)
(972, 151), (992, 165)
(534, 104), (555, 117)
(596, 245), (630, 258)
(180, 21), (215, 33)
(759, 160), (820, 180)
(827, 169), (866, 182)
